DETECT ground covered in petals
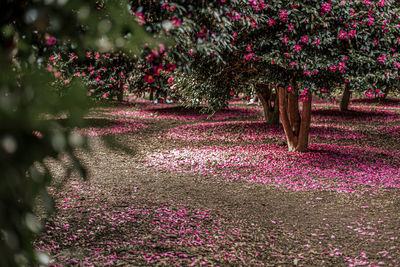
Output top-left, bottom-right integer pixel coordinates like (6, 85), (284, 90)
(36, 98), (400, 266)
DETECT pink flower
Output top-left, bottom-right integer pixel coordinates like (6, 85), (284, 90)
(102, 93), (108, 99)
(301, 35), (309, 43)
(134, 12), (146, 25)
(377, 0), (386, 7)
(321, 3), (331, 14)
(279, 10), (288, 22)
(171, 17), (182, 26)
(378, 54), (386, 63)
(312, 38), (321, 45)
(294, 44), (302, 53)
(168, 76), (174, 84)
(243, 53), (255, 60)
(268, 18), (276, 27)
(46, 36), (56, 46)
(365, 90), (374, 98)
(152, 64), (164, 76)
(166, 63), (176, 72)
(338, 30), (347, 39)
(196, 27), (208, 38)
(288, 23), (294, 31)
(144, 74), (155, 83)
(286, 85), (294, 92)
(338, 61), (346, 73)
(282, 35), (289, 44)
(246, 44), (252, 52)
(348, 29), (356, 38)
(329, 65), (337, 72)
(146, 54), (154, 62)
(367, 16), (375, 26)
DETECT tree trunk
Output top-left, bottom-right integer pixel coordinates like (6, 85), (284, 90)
(383, 88), (390, 99)
(278, 87), (312, 152)
(256, 83), (279, 125)
(116, 84), (124, 102)
(340, 84), (351, 111)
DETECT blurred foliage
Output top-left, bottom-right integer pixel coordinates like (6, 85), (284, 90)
(0, 0), (152, 265)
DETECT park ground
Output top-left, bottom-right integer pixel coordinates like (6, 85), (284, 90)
(35, 98), (400, 266)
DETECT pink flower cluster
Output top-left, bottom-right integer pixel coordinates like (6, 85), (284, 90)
(146, 143), (400, 194)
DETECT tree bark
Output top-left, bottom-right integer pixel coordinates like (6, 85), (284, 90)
(383, 88), (390, 99)
(278, 87), (312, 152)
(340, 84), (351, 111)
(116, 84), (124, 102)
(149, 88), (154, 101)
(255, 83), (279, 125)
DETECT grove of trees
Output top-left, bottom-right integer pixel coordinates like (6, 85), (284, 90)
(1, 0), (400, 265)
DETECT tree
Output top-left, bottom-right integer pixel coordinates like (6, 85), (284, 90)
(0, 0), (148, 265)
(340, 84), (352, 111)
(133, 0), (400, 151)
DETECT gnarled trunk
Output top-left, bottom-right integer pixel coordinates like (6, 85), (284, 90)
(255, 83), (279, 125)
(278, 87), (312, 152)
(340, 84), (351, 111)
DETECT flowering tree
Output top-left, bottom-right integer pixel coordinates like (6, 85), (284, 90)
(78, 51), (136, 101)
(131, 45), (177, 102)
(133, 0), (400, 152)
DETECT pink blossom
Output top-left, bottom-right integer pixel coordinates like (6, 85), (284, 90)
(268, 18), (276, 27)
(246, 44), (252, 52)
(321, 3), (331, 14)
(312, 38), (321, 45)
(294, 44), (302, 53)
(279, 10), (288, 22)
(46, 36), (56, 46)
(244, 53), (255, 60)
(365, 90), (374, 98)
(301, 35), (309, 43)
(378, 54), (386, 63)
(338, 30), (347, 39)
(171, 17), (182, 26)
(144, 74), (155, 83)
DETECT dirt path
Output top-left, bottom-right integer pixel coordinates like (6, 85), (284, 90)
(37, 103), (400, 266)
